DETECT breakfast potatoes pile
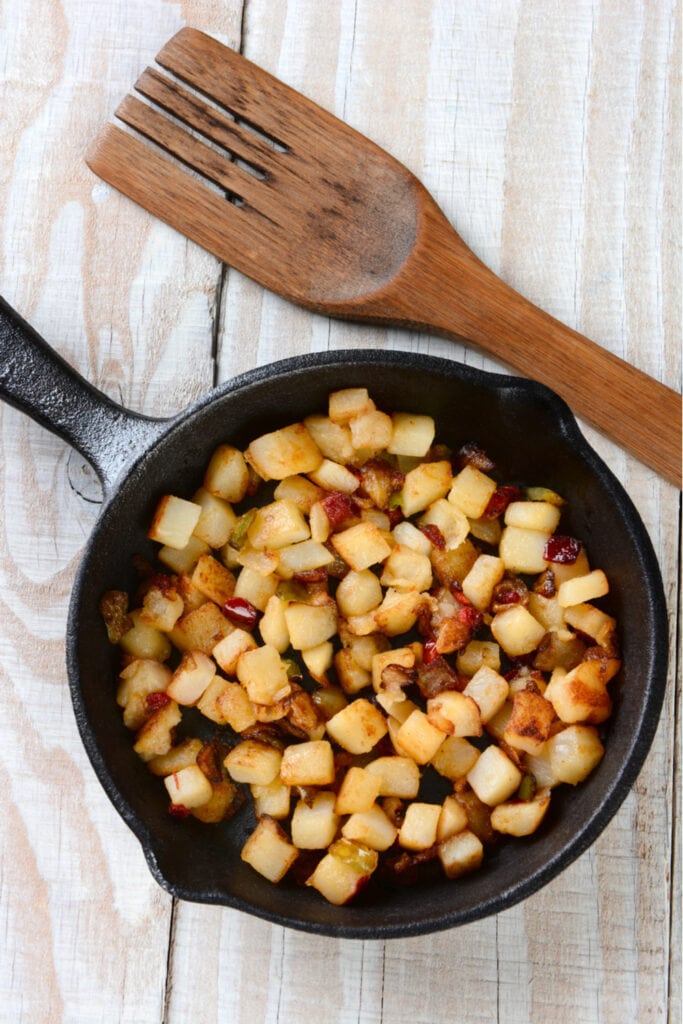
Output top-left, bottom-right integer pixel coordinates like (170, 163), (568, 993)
(101, 387), (620, 906)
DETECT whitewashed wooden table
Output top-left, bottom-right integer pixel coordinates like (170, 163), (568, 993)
(0, 2), (679, 1022)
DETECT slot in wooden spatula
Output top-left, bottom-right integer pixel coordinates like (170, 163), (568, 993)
(86, 27), (681, 486)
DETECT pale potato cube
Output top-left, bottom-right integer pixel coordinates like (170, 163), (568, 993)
(419, 498), (469, 551)
(547, 725), (605, 784)
(119, 609), (173, 663)
(258, 596), (290, 652)
(308, 458), (360, 494)
(400, 461), (453, 516)
(466, 745), (522, 806)
(335, 766), (382, 814)
(215, 681), (258, 732)
(147, 737), (204, 777)
(430, 735), (480, 781)
(251, 778), (291, 819)
(467, 516), (502, 547)
(484, 701), (514, 743)
(373, 588), (428, 637)
(276, 539), (334, 579)
(461, 554), (505, 611)
(331, 521), (392, 571)
(348, 633), (391, 671)
(550, 546), (591, 584)
(224, 740), (282, 785)
(563, 602), (617, 647)
(499, 526), (550, 574)
(545, 660), (612, 724)
(116, 658), (172, 711)
(168, 602), (233, 655)
(280, 740), (335, 786)
(140, 583), (184, 632)
(360, 507), (391, 531)
(349, 408), (393, 450)
(309, 500), (331, 543)
(303, 414), (355, 462)
(195, 676), (231, 725)
(233, 566), (279, 611)
(190, 779), (242, 824)
(273, 474), (325, 514)
(365, 755), (421, 798)
(246, 422), (323, 481)
(301, 641), (334, 683)
(491, 791), (551, 836)
(437, 795), (469, 841)
(291, 791), (340, 849)
(456, 639), (501, 676)
(235, 546), (280, 577)
(462, 665), (509, 724)
(164, 764), (213, 809)
(448, 464), (497, 519)
(524, 747), (559, 790)
(398, 802), (442, 851)
(158, 535), (210, 575)
(326, 698), (388, 754)
(247, 499), (310, 550)
(284, 601), (338, 650)
(557, 569), (610, 608)
(491, 605), (546, 657)
(388, 412), (435, 456)
(503, 688), (556, 755)
(241, 817), (298, 883)
(336, 569), (383, 617)
(382, 697), (420, 723)
(192, 487), (237, 548)
(204, 444), (250, 502)
(504, 501), (562, 533)
(212, 628), (258, 675)
(237, 644), (291, 706)
(148, 495), (202, 550)
(334, 648), (372, 695)
(133, 701), (182, 761)
(396, 709), (445, 764)
(166, 650), (216, 705)
(392, 520), (432, 555)
(380, 545), (432, 593)
(191, 553), (236, 606)
(341, 803), (398, 851)
(438, 829), (484, 878)
(527, 592), (566, 632)
(306, 840), (378, 905)
(328, 387), (375, 424)
(426, 691), (482, 737)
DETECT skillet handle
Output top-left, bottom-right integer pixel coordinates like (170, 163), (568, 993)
(0, 297), (166, 495)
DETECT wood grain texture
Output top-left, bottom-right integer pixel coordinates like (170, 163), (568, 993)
(0, 1), (679, 1023)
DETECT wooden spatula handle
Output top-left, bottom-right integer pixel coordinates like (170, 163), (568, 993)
(380, 198), (681, 487)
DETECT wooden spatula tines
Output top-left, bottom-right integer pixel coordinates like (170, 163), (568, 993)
(86, 28), (681, 486)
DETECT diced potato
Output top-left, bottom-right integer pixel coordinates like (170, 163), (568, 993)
(547, 725), (605, 783)
(191, 779), (242, 823)
(490, 791), (551, 836)
(147, 737), (204, 777)
(291, 791), (340, 849)
(309, 500), (331, 543)
(116, 658), (172, 714)
(430, 538), (479, 587)
(140, 582), (184, 632)
(380, 545), (432, 593)
(276, 540), (334, 579)
(258, 596), (290, 652)
(545, 660), (612, 724)
(456, 639), (501, 676)
(204, 444), (250, 502)
(211, 628), (256, 676)
(349, 408), (393, 451)
(215, 681), (258, 732)
(237, 644), (291, 706)
(273, 474), (325, 514)
(365, 755), (421, 798)
(158, 535), (210, 575)
(400, 461), (453, 517)
(466, 745), (523, 806)
(233, 566), (279, 611)
(247, 499), (310, 550)
(301, 641), (334, 684)
(306, 840), (378, 905)
(467, 516), (502, 546)
(461, 554), (505, 611)
(463, 665), (509, 723)
(396, 709), (446, 765)
(341, 803), (398, 851)
(176, 572), (208, 613)
(164, 764), (213, 808)
(550, 546), (591, 584)
(326, 698), (388, 754)
(335, 766), (382, 814)
(426, 691), (482, 738)
(373, 588), (428, 637)
(491, 605), (546, 657)
(303, 414), (355, 462)
(371, 645), (416, 694)
(235, 546), (280, 577)
(438, 829), (484, 878)
(328, 388), (375, 424)
(527, 592), (566, 632)
(279, 740), (335, 786)
(437, 794), (469, 841)
(499, 526), (551, 574)
(251, 778), (291, 819)
(392, 520), (432, 555)
(336, 569), (383, 618)
(224, 740), (282, 785)
(166, 650), (216, 705)
(398, 802), (441, 850)
(241, 817), (299, 883)
(168, 602), (233, 655)
(503, 688), (556, 754)
(563, 603), (617, 648)
(191, 553), (236, 606)
(195, 676), (230, 724)
(119, 609), (173, 662)
(148, 495), (202, 549)
(331, 521), (392, 571)
(388, 412), (435, 456)
(504, 501), (562, 533)
(308, 458), (361, 494)
(484, 701), (514, 743)
(284, 601), (338, 650)
(334, 647), (372, 695)
(557, 569), (610, 608)
(430, 735), (480, 781)
(448, 464), (497, 519)
(133, 701), (182, 761)
(192, 487), (238, 548)
(246, 422), (323, 481)
(419, 498), (469, 551)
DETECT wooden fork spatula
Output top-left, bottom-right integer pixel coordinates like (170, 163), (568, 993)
(86, 28), (681, 487)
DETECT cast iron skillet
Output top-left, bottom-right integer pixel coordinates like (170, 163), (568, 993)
(0, 297), (669, 938)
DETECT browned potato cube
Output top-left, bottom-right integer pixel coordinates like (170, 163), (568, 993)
(279, 740), (335, 786)
(148, 495), (202, 549)
(224, 740), (282, 785)
(503, 688), (556, 755)
(241, 817), (299, 883)
(438, 829), (484, 878)
(168, 602), (233, 655)
(325, 698), (388, 754)
(246, 422), (323, 481)
(191, 553), (236, 606)
(204, 444), (250, 502)
(306, 840), (378, 905)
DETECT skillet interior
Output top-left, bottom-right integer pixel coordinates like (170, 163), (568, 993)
(67, 350), (668, 937)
